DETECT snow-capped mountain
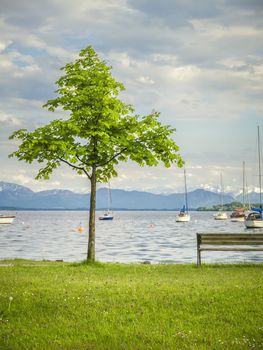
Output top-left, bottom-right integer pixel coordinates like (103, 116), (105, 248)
(0, 181), (239, 210)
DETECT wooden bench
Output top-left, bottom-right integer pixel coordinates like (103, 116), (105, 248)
(196, 233), (263, 266)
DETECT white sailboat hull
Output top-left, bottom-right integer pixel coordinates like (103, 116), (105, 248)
(176, 214), (191, 222)
(245, 219), (263, 228)
(99, 211), (114, 220)
(0, 216), (15, 224)
(214, 212), (228, 220)
(231, 217), (245, 222)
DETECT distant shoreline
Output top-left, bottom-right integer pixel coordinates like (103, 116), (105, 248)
(0, 207), (229, 211)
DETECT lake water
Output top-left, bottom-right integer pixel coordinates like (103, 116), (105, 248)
(0, 211), (263, 264)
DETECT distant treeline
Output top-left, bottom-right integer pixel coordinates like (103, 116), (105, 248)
(197, 201), (259, 211)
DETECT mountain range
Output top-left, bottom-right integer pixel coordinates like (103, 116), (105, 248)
(0, 181), (260, 210)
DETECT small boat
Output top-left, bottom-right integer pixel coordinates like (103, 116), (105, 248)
(231, 162), (248, 222)
(214, 172), (227, 220)
(245, 126), (263, 229)
(99, 210), (114, 221)
(99, 182), (114, 221)
(214, 211), (228, 220)
(176, 168), (190, 222)
(230, 208), (246, 222)
(214, 210), (228, 219)
(176, 205), (190, 222)
(245, 208), (263, 228)
(0, 215), (15, 224)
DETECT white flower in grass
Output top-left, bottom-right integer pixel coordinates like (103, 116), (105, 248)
(8, 296), (13, 311)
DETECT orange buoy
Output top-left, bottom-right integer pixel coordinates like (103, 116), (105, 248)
(77, 224), (84, 233)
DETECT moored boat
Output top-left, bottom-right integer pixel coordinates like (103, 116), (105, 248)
(99, 210), (114, 221)
(214, 211), (228, 220)
(245, 126), (263, 229)
(214, 172), (227, 220)
(231, 162), (248, 222)
(99, 182), (114, 221)
(176, 205), (190, 222)
(245, 208), (263, 228)
(230, 208), (246, 222)
(176, 168), (191, 222)
(0, 215), (15, 224)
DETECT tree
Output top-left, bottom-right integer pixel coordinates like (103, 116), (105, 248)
(9, 46), (183, 262)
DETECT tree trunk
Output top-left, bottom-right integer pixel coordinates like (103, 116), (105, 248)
(87, 165), (97, 261)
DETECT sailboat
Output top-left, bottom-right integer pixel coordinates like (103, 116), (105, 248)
(230, 161), (248, 222)
(214, 172), (228, 220)
(176, 168), (190, 222)
(245, 126), (263, 228)
(99, 183), (114, 220)
(0, 215), (15, 224)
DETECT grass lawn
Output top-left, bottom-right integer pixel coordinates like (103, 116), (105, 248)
(0, 260), (263, 349)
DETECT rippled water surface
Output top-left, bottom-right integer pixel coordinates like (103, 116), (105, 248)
(1, 211), (263, 264)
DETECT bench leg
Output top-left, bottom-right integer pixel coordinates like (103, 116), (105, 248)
(197, 247), (201, 266)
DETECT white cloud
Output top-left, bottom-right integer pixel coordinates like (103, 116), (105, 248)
(0, 0), (262, 193)
(191, 20), (263, 40)
(0, 39), (12, 52)
(109, 51), (131, 68)
(169, 65), (201, 81)
(13, 64), (41, 78)
(218, 57), (250, 69)
(0, 112), (21, 126)
(12, 174), (35, 186)
(23, 34), (46, 50)
(152, 53), (178, 64)
(136, 76), (154, 84)
(0, 49), (41, 78)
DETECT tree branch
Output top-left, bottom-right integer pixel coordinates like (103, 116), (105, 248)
(96, 147), (129, 168)
(96, 134), (160, 168)
(58, 157), (91, 179)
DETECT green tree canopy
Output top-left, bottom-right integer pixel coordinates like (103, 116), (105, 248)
(10, 46), (183, 261)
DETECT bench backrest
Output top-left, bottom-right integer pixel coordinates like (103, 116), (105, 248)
(197, 233), (263, 245)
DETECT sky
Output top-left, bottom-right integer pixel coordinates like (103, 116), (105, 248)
(0, 0), (263, 195)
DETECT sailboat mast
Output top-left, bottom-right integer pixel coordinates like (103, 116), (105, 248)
(184, 168), (188, 212)
(108, 182), (113, 211)
(242, 161), (245, 207)
(257, 126), (262, 206)
(220, 172), (224, 210)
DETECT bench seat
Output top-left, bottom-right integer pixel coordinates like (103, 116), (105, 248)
(196, 233), (263, 266)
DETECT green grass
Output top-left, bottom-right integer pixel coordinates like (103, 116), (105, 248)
(0, 260), (263, 349)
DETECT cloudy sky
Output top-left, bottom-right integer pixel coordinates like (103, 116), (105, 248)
(1, 0), (263, 194)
